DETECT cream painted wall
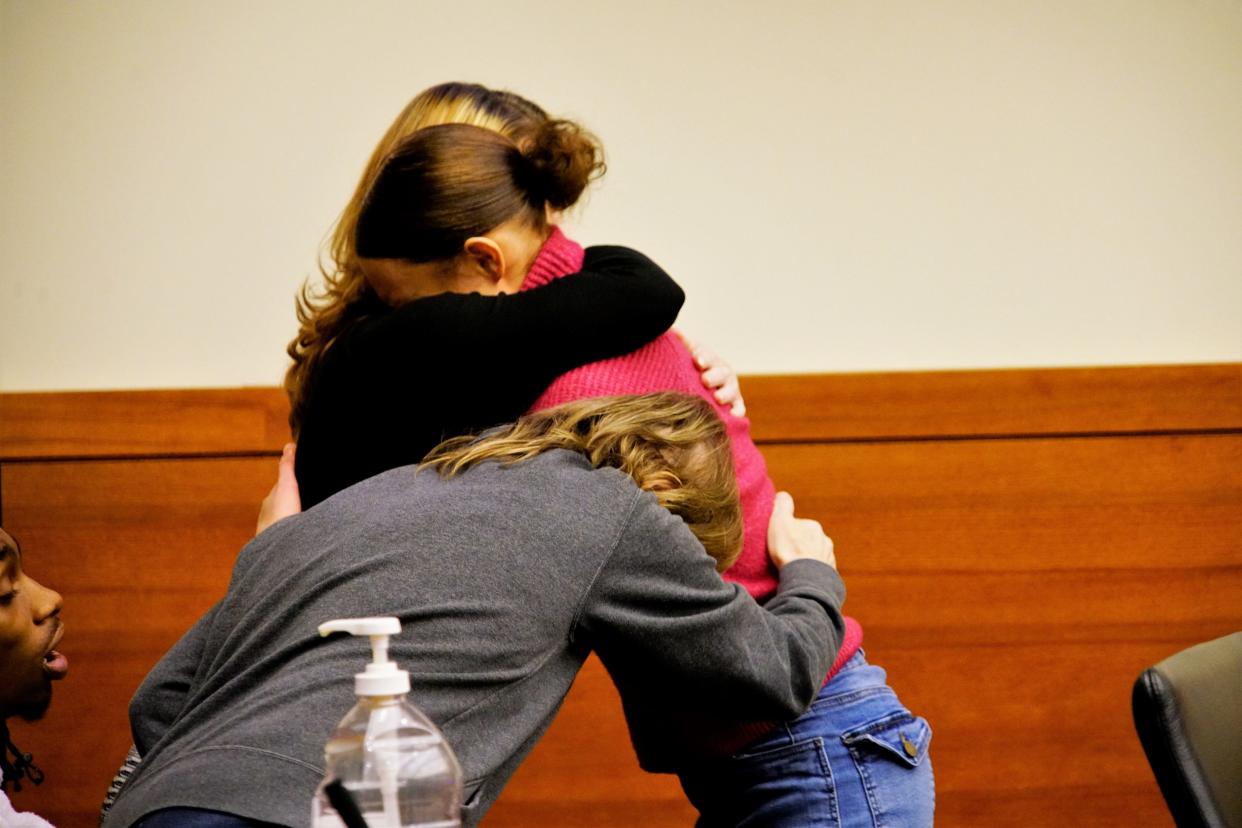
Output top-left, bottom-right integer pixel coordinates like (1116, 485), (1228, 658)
(1, 0), (1239, 392)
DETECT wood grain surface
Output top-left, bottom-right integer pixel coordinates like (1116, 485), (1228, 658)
(1, 457), (274, 828)
(0, 364), (1237, 827)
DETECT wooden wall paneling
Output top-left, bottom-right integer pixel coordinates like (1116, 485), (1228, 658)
(760, 434), (1242, 578)
(881, 641), (1182, 827)
(1, 457), (277, 828)
(761, 433), (1242, 826)
(485, 655), (699, 827)
(0, 365), (1238, 828)
(745, 363), (1242, 442)
(3, 364), (1238, 460)
(0, 388), (289, 460)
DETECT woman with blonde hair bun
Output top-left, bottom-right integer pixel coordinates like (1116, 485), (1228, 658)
(287, 83), (690, 508)
(285, 82), (564, 440)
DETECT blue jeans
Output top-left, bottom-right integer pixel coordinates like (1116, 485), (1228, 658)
(679, 651), (934, 827)
(135, 809), (286, 828)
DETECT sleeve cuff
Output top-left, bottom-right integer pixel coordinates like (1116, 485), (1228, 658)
(778, 558), (846, 606)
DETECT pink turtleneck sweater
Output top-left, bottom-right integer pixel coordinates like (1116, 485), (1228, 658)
(523, 228), (862, 683)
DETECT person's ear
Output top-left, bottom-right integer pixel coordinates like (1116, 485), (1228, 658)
(463, 237), (506, 284)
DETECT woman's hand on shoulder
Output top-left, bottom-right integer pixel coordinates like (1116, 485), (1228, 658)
(767, 491), (836, 570)
(256, 443), (302, 535)
(676, 331), (746, 417)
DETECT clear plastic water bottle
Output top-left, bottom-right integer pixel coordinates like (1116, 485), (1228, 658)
(312, 617), (463, 828)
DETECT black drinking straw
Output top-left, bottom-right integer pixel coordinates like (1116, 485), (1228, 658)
(324, 778), (370, 828)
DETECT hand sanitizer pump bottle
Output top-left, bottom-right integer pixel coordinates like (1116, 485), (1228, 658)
(312, 617), (463, 828)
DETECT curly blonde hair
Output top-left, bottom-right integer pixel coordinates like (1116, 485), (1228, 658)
(422, 393), (743, 572)
(285, 82), (603, 434)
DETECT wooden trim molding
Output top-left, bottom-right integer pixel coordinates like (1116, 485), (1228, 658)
(0, 387), (289, 460)
(743, 363), (1242, 443)
(2, 364), (1238, 461)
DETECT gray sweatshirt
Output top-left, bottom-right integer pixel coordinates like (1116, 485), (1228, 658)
(104, 449), (845, 828)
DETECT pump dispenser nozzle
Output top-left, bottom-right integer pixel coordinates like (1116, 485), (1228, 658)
(319, 617), (411, 696)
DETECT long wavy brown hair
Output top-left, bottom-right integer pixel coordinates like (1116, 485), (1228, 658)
(285, 82), (604, 434)
(422, 393), (743, 572)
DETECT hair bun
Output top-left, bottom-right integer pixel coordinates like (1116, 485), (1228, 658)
(521, 119), (606, 210)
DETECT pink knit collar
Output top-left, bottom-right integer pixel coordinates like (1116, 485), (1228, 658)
(521, 226), (586, 291)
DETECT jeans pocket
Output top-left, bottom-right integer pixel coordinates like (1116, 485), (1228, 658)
(683, 738), (841, 828)
(841, 710), (931, 768)
(841, 712), (934, 827)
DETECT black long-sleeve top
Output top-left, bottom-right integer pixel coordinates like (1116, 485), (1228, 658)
(293, 245), (684, 508)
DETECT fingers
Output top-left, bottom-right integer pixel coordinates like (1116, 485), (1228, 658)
(712, 376), (745, 417)
(277, 442), (296, 480)
(693, 344), (723, 375)
(701, 364), (732, 388)
(688, 341), (748, 417)
(256, 484), (278, 536)
(801, 524), (836, 569)
(275, 443), (301, 509)
(766, 493), (794, 567)
(704, 368), (740, 406)
(766, 492), (837, 570)
(772, 491), (794, 521)
(256, 442), (302, 535)
(677, 331), (717, 374)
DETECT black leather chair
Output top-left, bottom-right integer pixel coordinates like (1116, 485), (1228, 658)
(1132, 631), (1242, 828)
